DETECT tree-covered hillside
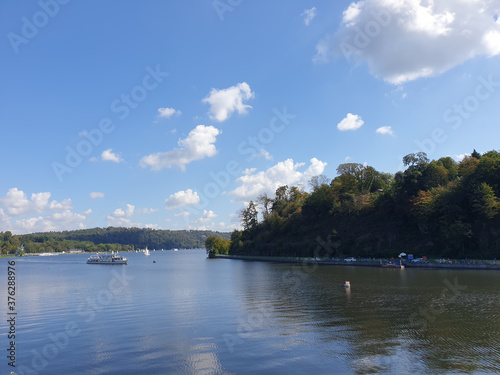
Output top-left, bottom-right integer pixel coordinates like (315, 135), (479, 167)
(0, 227), (230, 255)
(231, 150), (500, 260)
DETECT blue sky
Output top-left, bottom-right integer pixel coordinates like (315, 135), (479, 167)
(1, 0), (499, 234)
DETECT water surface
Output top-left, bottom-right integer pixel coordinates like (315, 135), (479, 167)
(1, 250), (499, 374)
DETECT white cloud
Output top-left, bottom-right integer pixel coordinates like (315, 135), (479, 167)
(231, 158), (327, 201)
(316, 0), (500, 84)
(202, 82), (255, 122)
(14, 211), (87, 233)
(257, 148), (273, 160)
(158, 107), (181, 118)
(337, 113), (364, 131)
(191, 210), (218, 225)
(101, 149), (123, 163)
(165, 189), (200, 210)
(302, 7), (317, 26)
(90, 192), (104, 199)
(174, 211), (190, 217)
(110, 204), (135, 219)
(455, 153), (470, 161)
(140, 125), (220, 171)
(343, 2), (362, 26)
(0, 188), (93, 234)
(376, 126), (394, 136)
(137, 208), (159, 214)
(0, 209), (10, 228)
(0, 188), (72, 216)
(106, 204), (157, 228)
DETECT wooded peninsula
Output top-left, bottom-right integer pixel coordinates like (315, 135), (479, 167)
(208, 150), (500, 260)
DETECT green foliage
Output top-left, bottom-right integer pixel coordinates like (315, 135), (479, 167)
(231, 150), (500, 260)
(1, 228), (230, 255)
(241, 201), (258, 230)
(205, 235), (230, 257)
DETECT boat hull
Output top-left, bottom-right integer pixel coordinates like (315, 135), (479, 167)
(87, 252), (128, 265)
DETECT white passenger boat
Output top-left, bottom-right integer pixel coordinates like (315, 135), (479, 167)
(87, 252), (128, 265)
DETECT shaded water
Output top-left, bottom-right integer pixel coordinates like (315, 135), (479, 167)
(1, 250), (499, 374)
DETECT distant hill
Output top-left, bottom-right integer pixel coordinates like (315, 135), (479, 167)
(1, 227), (230, 254)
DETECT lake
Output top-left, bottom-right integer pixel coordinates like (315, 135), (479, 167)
(1, 249), (499, 374)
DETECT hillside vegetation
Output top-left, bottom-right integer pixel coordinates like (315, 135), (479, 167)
(1, 227), (230, 255)
(229, 150), (500, 260)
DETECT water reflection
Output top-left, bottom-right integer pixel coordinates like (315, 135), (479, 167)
(1, 252), (498, 374)
(236, 262), (500, 374)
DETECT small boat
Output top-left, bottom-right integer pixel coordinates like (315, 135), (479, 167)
(144, 247), (150, 256)
(344, 281), (350, 287)
(172, 248), (178, 252)
(87, 252), (128, 265)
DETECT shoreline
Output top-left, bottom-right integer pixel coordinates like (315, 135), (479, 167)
(214, 254), (500, 271)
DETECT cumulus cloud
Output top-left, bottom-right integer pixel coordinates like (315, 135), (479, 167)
(14, 211), (87, 233)
(0, 188), (72, 216)
(376, 126), (394, 135)
(337, 113), (364, 131)
(202, 82), (255, 122)
(302, 7), (317, 26)
(257, 149), (273, 160)
(231, 158), (327, 201)
(106, 204), (157, 228)
(158, 107), (181, 118)
(165, 189), (200, 210)
(191, 210), (218, 225)
(455, 153), (470, 161)
(101, 149), (123, 163)
(315, 0), (500, 84)
(137, 208), (159, 214)
(140, 125), (220, 171)
(0, 188), (91, 234)
(90, 192), (104, 199)
(0, 208), (11, 228)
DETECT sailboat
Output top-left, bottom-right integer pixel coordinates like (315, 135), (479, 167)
(144, 247), (150, 256)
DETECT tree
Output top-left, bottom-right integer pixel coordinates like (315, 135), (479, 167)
(205, 236), (230, 258)
(472, 183), (500, 219)
(309, 175), (330, 191)
(257, 193), (273, 220)
(241, 201), (258, 230)
(397, 153), (431, 197)
(471, 149), (481, 159)
(403, 152), (429, 168)
(275, 186), (288, 202)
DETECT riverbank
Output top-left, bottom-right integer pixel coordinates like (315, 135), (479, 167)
(214, 254), (500, 270)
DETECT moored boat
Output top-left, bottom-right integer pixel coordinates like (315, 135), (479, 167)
(87, 252), (128, 265)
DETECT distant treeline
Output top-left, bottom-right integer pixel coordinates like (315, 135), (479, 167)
(1, 227), (230, 255)
(229, 150), (500, 260)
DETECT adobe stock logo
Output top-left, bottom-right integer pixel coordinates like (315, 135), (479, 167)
(415, 75), (499, 156)
(339, 7), (392, 62)
(52, 65), (168, 183)
(7, 0), (71, 54)
(213, 0), (243, 21)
